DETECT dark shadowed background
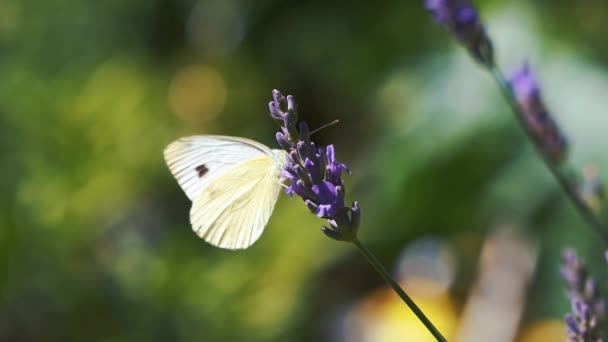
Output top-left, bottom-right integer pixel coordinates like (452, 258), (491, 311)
(1, 0), (608, 341)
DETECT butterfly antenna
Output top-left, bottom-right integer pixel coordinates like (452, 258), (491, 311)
(310, 119), (340, 135)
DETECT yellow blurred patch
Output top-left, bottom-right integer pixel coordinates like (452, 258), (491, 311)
(168, 64), (226, 124)
(519, 320), (565, 342)
(346, 277), (458, 342)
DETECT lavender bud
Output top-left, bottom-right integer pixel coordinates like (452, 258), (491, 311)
(565, 314), (579, 335)
(316, 146), (327, 174)
(425, 0), (494, 66)
(276, 132), (293, 150)
(299, 122), (311, 145)
(288, 150), (300, 165)
(297, 140), (313, 160)
(303, 158), (322, 184)
(269, 101), (284, 121)
(335, 185), (345, 200)
(585, 279), (599, 302)
(281, 168), (298, 182)
(272, 89), (286, 109)
(294, 164), (312, 186)
(270, 89), (299, 141)
(286, 95), (296, 114)
(321, 226), (343, 240)
(283, 115), (296, 134)
(296, 179), (317, 200)
(305, 200), (318, 214)
(285, 95), (298, 127)
(509, 64), (568, 164)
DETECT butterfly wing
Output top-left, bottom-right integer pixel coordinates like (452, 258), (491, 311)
(190, 155), (283, 249)
(163, 135), (275, 201)
(163, 135), (285, 249)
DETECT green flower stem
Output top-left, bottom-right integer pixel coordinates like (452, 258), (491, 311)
(489, 65), (608, 245)
(352, 238), (447, 342)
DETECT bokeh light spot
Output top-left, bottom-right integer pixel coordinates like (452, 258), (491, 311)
(168, 64), (226, 124)
(343, 280), (458, 342)
(395, 237), (456, 297)
(519, 320), (566, 342)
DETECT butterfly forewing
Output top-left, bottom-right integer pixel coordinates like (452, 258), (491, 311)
(163, 136), (275, 201)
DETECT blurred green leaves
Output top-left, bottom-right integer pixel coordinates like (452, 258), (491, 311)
(1, 0), (608, 341)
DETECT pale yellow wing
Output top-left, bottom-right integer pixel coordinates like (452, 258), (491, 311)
(190, 155), (283, 249)
(164, 135), (274, 201)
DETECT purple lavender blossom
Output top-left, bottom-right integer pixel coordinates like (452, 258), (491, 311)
(270, 89), (360, 241)
(561, 248), (605, 341)
(509, 64), (568, 164)
(425, 0), (493, 66)
(509, 63), (540, 101)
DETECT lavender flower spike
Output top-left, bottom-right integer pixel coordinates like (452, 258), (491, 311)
(269, 90), (446, 341)
(509, 64), (568, 164)
(561, 248), (605, 341)
(425, 0), (493, 66)
(270, 90), (360, 242)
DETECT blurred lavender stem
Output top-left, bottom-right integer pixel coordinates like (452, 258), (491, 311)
(353, 238), (447, 342)
(488, 66), (608, 245)
(424, 0), (608, 243)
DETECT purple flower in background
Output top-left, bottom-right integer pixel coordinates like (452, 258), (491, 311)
(270, 89), (360, 241)
(425, 0), (493, 66)
(566, 299), (603, 342)
(426, 0), (477, 27)
(509, 63), (540, 101)
(509, 64), (568, 164)
(561, 248), (605, 341)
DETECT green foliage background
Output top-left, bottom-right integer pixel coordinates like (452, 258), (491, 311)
(1, 0), (607, 340)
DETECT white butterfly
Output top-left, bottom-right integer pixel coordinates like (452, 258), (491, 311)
(164, 135), (286, 250)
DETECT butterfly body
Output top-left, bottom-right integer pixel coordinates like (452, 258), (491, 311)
(164, 135), (286, 249)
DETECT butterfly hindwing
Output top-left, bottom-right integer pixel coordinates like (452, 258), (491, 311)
(190, 155), (283, 249)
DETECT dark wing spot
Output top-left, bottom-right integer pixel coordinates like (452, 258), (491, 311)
(195, 164), (209, 178)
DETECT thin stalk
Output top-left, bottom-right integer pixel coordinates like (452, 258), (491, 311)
(352, 238), (447, 342)
(489, 66), (608, 245)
